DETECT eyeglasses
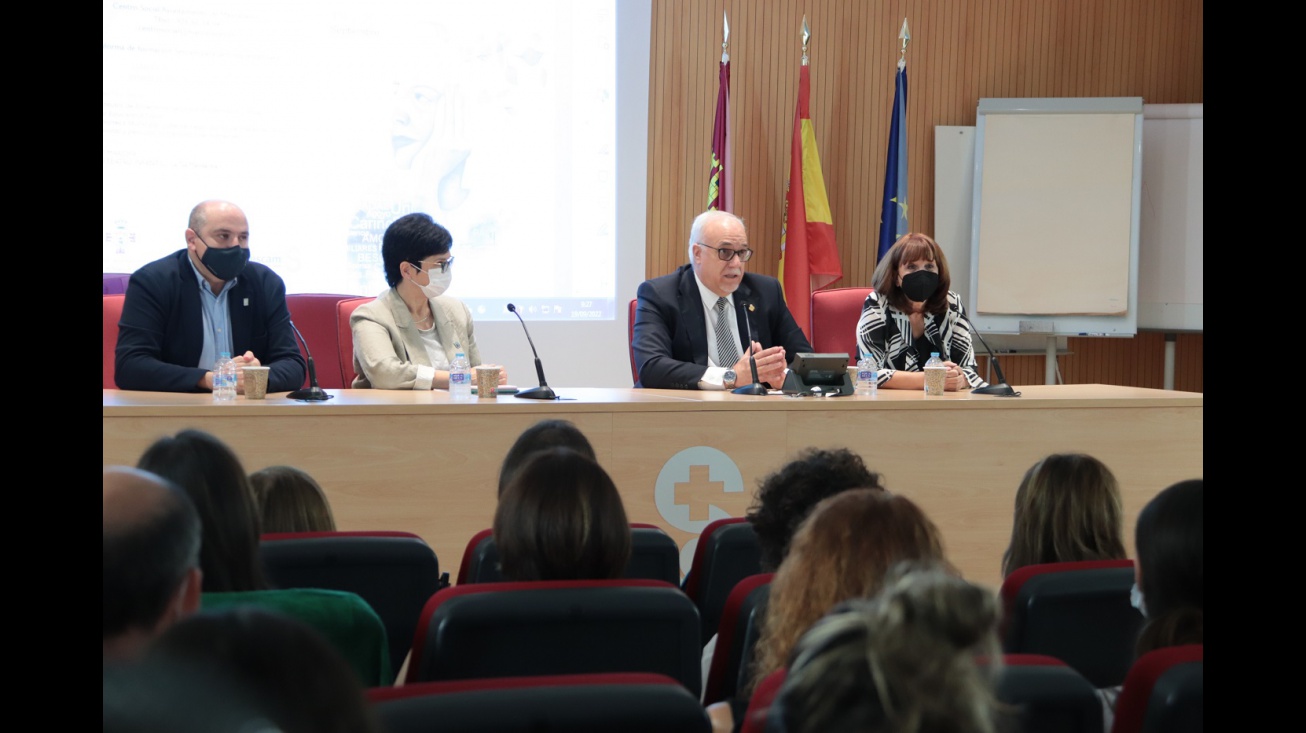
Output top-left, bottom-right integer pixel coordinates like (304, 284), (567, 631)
(413, 257), (454, 274)
(696, 242), (753, 262)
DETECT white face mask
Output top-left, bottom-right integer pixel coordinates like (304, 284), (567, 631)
(409, 265), (452, 299)
(1129, 582), (1148, 618)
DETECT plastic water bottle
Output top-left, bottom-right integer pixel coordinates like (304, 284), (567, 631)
(855, 354), (878, 397)
(923, 351), (946, 397)
(213, 350), (236, 401)
(449, 343), (472, 401)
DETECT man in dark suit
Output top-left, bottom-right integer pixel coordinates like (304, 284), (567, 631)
(114, 200), (305, 393)
(633, 210), (811, 389)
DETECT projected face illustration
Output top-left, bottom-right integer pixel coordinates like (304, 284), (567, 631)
(391, 84), (441, 169)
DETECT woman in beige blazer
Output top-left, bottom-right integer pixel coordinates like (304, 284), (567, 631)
(350, 213), (505, 390)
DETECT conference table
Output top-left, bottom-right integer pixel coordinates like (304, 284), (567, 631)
(103, 384), (1202, 591)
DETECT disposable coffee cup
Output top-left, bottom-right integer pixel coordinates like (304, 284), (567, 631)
(474, 365), (501, 398)
(243, 366), (271, 400)
(924, 366), (947, 397)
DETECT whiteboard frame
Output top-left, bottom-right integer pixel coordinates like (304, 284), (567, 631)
(967, 97), (1144, 336)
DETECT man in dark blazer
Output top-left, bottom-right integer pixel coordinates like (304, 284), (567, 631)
(114, 200), (305, 393)
(632, 210), (811, 389)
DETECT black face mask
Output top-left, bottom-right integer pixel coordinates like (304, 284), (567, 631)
(199, 240), (250, 281)
(900, 270), (939, 302)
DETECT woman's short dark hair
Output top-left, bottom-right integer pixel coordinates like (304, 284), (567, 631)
(381, 212), (452, 288)
(137, 429), (268, 593)
(493, 447), (631, 581)
(498, 420), (597, 496)
(871, 232), (952, 315)
(1134, 478), (1203, 655)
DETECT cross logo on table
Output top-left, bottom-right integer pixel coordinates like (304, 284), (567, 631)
(673, 465), (725, 522)
(654, 446), (743, 533)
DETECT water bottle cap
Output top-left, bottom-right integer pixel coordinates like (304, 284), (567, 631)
(931, 352), (940, 357)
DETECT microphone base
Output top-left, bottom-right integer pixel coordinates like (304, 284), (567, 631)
(514, 386), (558, 400)
(971, 383), (1019, 397)
(731, 383), (769, 395)
(287, 387), (334, 401)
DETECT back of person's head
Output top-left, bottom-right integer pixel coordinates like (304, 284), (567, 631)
(104, 655), (275, 733)
(1001, 453), (1126, 577)
(1134, 478), (1203, 655)
(751, 489), (946, 691)
(136, 429), (268, 593)
(494, 446), (631, 581)
(103, 466), (203, 659)
(498, 419), (597, 496)
(143, 606), (383, 733)
(249, 465), (337, 533)
(769, 562), (1000, 733)
(747, 447), (886, 571)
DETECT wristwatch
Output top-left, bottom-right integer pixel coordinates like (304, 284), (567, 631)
(723, 369), (738, 390)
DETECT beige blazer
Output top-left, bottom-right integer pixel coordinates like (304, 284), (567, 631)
(350, 288), (482, 389)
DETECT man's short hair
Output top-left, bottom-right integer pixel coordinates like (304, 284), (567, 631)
(381, 213), (452, 288)
(104, 470), (202, 639)
(687, 210), (746, 261)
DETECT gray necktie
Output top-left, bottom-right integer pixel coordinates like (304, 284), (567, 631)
(714, 296), (740, 367)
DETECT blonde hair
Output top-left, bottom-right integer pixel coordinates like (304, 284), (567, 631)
(249, 466), (337, 534)
(1001, 453), (1125, 577)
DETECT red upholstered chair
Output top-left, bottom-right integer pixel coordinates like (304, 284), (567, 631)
(457, 524), (681, 586)
(104, 294), (126, 389)
(702, 573), (773, 705)
(993, 654), (1105, 733)
(368, 673), (711, 733)
(809, 287), (874, 365)
(739, 668), (786, 733)
(103, 272), (132, 295)
(286, 294), (360, 389)
(336, 296), (375, 388)
(628, 298), (638, 385)
(1112, 644), (1203, 733)
(682, 517), (763, 646)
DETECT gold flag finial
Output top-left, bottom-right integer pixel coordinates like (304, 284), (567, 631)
(801, 15), (810, 66)
(722, 11), (730, 63)
(898, 19), (911, 70)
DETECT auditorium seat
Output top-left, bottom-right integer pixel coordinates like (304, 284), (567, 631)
(405, 578), (702, 695)
(993, 654), (1105, 733)
(336, 296), (375, 387)
(628, 298), (638, 385)
(285, 293), (360, 389)
(1112, 644), (1202, 733)
(702, 573), (773, 705)
(739, 668), (786, 733)
(258, 530), (447, 681)
(368, 673), (711, 733)
(682, 517), (763, 646)
(104, 294), (126, 389)
(809, 287), (873, 365)
(103, 272), (132, 295)
(456, 524), (682, 586)
(1000, 559), (1142, 688)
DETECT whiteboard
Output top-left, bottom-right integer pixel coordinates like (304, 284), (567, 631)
(1137, 104), (1203, 331)
(968, 98), (1144, 336)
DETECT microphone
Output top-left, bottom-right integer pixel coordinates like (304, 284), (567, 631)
(731, 300), (768, 395)
(506, 304), (558, 400)
(957, 313), (1020, 397)
(286, 320), (333, 401)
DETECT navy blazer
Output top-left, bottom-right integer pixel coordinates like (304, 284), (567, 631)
(114, 250), (306, 393)
(632, 264), (811, 389)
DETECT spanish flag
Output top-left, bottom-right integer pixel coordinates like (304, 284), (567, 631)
(778, 63), (841, 339)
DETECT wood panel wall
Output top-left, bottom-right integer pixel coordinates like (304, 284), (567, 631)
(645, 0), (1203, 391)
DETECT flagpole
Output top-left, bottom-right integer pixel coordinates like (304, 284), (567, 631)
(877, 19), (911, 261)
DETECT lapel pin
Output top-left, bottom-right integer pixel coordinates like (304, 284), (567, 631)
(243, 298), (249, 306)
(747, 303), (755, 312)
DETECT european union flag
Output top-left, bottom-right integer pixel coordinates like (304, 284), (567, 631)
(878, 65), (908, 260)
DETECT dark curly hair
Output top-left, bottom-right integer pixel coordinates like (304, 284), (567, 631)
(746, 448), (885, 571)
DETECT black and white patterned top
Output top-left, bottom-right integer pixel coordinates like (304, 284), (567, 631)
(854, 290), (988, 389)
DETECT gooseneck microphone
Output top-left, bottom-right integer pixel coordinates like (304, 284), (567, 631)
(286, 320), (333, 401)
(731, 301), (769, 395)
(506, 304), (558, 400)
(957, 313), (1020, 397)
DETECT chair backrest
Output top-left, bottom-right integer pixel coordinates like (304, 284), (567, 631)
(457, 526), (682, 586)
(368, 673), (711, 733)
(104, 294), (127, 389)
(258, 530), (445, 681)
(809, 287), (874, 365)
(406, 579), (702, 696)
(993, 654), (1105, 733)
(286, 294), (359, 389)
(103, 272), (132, 295)
(628, 298), (638, 385)
(336, 296), (375, 388)
(681, 517), (763, 646)
(739, 668), (786, 733)
(1112, 644), (1203, 733)
(1000, 559), (1142, 688)
(703, 573), (773, 705)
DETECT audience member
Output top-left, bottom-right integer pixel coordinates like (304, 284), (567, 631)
(1133, 478), (1202, 656)
(498, 419), (597, 496)
(103, 466), (203, 661)
(349, 212), (506, 389)
(104, 656), (272, 733)
(136, 429), (392, 685)
(1001, 453), (1127, 577)
(766, 562), (1001, 733)
(632, 209), (811, 389)
(250, 465), (338, 533)
(114, 199), (305, 393)
(494, 446), (632, 581)
(143, 606), (384, 733)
